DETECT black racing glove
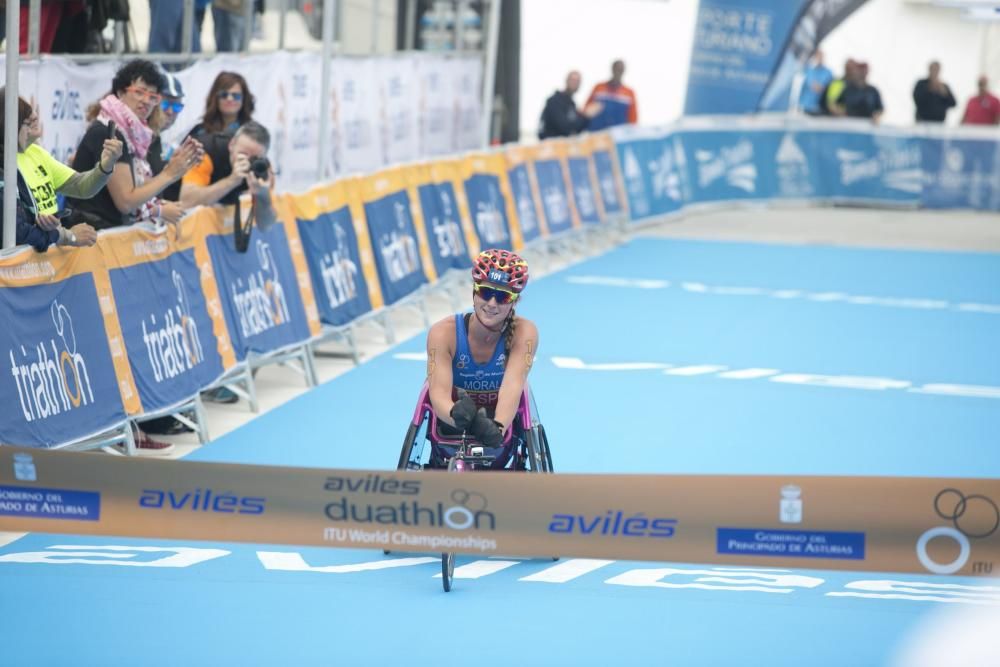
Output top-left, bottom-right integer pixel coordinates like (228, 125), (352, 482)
(449, 388), (477, 432)
(471, 408), (504, 448)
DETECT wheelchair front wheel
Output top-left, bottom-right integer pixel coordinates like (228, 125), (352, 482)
(442, 552), (455, 592)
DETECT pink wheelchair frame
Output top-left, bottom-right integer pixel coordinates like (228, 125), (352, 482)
(397, 381), (553, 473)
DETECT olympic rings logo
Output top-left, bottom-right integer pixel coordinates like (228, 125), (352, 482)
(443, 489), (489, 531)
(916, 488), (999, 575)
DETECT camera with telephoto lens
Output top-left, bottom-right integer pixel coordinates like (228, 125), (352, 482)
(249, 156), (270, 181)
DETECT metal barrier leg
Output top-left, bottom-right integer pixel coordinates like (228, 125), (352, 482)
(381, 311), (396, 345)
(192, 395), (210, 444)
(302, 343), (319, 387)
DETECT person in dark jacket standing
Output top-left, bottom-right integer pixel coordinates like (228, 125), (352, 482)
(538, 71), (603, 140)
(913, 61), (956, 123)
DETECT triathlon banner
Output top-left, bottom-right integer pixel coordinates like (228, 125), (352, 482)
(99, 226), (226, 416)
(531, 141), (578, 236)
(360, 168), (431, 306)
(193, 208), (313, 360)
(685, 0), (869, 115)
(565, 140), (604, 226)
(290, 181), (383, 327)
(0, 247), (131, 447)
(1, 446), (997, 577)
(409, 163), (475, 278)
(586, 133), (628, 221)
(461, 154), (519, 252)
(504, 145), (546, 246)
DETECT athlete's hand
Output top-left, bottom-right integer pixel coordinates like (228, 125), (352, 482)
(471, 408), (503, 448)
(450, 388), (477, 431)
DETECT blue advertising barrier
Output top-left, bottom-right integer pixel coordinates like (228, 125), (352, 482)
(566, 155), (602, 226)
(205, 225), (313, 360)
(362, 177), (429, 307)
(533, 152), (576, 236)
(297, 205), (375, 328)
(463, 171), (515, 251)
(920, 136), (1000, 211)
(416, 180), (473, 277)
(611, 119), (997, 223)
(591, 149), (625, 219)
(506, 161), (544, 245)
(0, 249), (127, 447)
(103, 230), (226, 416)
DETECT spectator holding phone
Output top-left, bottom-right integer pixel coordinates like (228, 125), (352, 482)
(0, 86), (118, 250)
(67, 59), (203, 230)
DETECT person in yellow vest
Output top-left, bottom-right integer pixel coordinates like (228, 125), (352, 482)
(1, 87), (121, 250)
(823, 59), (857, 117)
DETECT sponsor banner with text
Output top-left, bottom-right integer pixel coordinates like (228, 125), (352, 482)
(361, 168), (431, 306)
(0, 247), (129, 447)
(1, 447), (996, 576)
(98, 226), (227, 415)
(461, 153), (519, 252)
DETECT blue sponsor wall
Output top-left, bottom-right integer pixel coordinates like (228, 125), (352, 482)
(612, 120), (1000, 223)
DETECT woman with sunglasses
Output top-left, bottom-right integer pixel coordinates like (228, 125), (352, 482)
(188, 71), (256, 138)
(68, 59), (203, 230)
(425, 249), (538, 468)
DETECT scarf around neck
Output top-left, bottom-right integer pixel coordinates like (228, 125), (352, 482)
(97, 93), (153, 159)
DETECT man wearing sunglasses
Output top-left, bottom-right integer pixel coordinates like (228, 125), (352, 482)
(149, 71), (187, 202)
(425, 249), (539, 469)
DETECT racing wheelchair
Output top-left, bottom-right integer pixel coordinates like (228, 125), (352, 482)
(394, 381), (554, 591)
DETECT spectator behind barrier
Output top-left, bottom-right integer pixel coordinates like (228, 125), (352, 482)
(66, 59), (203, 231)
(799, 51), (833, 116)
(585, 60), (637, 131)
(0, 87), (121, 251)
(148, 70), (187, 202)
(180, 120), (276, 227)
(962, 76), (1000, 126)
(180, 120), (275, 408)
(189, 71), (256, 137)
(212, 0), (252, 52)
(148, 0), (209, 54)
(836, 62), (883, 122)
(913, 61), (956, 123)
(822, 58), (856, 116)
(538, 70), (603, 140)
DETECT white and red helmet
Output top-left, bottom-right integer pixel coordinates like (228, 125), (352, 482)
(472, 249), (529, 293)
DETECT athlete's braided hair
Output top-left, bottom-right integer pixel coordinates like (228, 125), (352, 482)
(502, 310), (517, 368)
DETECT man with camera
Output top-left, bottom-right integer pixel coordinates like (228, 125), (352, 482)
(180, 120), (276, 230)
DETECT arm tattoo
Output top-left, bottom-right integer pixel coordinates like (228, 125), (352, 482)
(426, 348), (437, 379)
(523, 340), (534, 378)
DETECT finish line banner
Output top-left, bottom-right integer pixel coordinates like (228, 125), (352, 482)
(1, 448), (997, 576)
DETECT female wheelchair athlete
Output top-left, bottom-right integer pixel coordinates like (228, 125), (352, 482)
(395, 381), (554, 474)
(390, 249), (554, 591)
(393, 381), (554, 591)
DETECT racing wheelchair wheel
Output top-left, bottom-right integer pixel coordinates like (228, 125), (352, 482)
(442, 552), (455, 592)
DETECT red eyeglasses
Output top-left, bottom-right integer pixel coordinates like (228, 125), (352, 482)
(473, 284), (518, 305)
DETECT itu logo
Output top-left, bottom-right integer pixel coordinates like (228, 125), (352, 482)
(916, 488), (998, 575)
(10, 301), (95, 422)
